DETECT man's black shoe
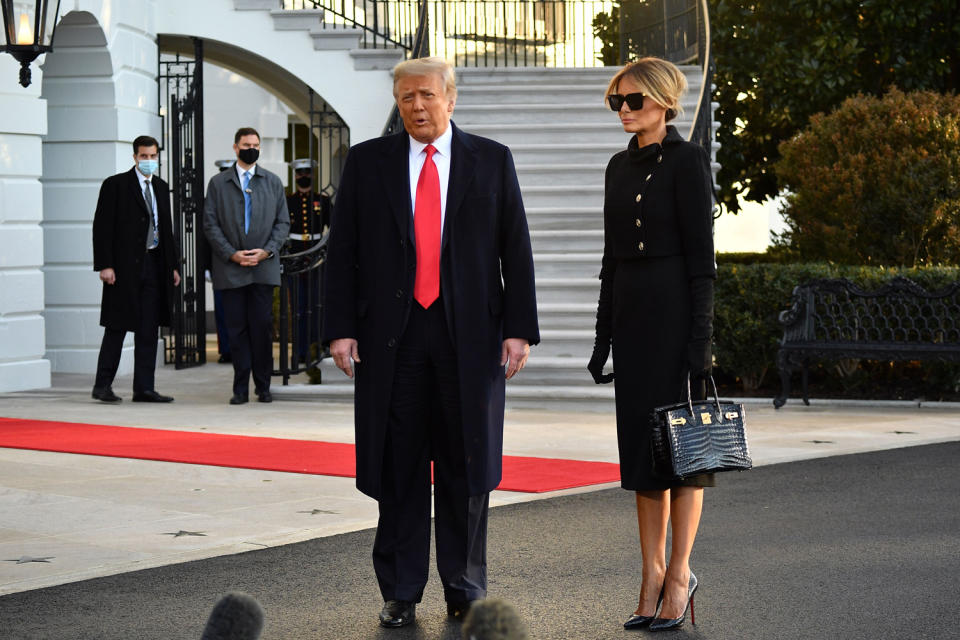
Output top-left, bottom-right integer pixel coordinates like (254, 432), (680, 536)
(132, 390), (174, 403)
(379, 600), (415, 628)
(446, 600), (474, 619)
(217, 354), (232, 363)
(229, 393), (248, 405)
(91, 387), (121, 403)
(257, 390), (272, 403)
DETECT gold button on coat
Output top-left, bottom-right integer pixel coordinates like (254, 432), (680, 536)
(635, 218), (642, 227)
(635, 193), (642, 202)
(638, 242), (645, 250)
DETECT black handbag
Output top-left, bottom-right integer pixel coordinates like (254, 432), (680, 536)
(650, 374), (752, 480)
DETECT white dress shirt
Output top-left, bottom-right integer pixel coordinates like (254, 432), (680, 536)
(236, 162), (257, 184)
(136, 167), (159, 248)
(408, 125), (452, 232)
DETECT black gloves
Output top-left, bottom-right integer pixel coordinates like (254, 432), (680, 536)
(588, 337), (614, 384)
(686, 276), (715, 380)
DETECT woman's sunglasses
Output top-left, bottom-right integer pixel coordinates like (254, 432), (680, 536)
(607, 92), (645, 111)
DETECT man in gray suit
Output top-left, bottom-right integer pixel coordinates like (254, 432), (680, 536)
(203, 127), (290, 404)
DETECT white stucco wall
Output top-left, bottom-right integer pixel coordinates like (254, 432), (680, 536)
(1, 0), (390, 388)
(156, 0), (395, 145)
(40, 4), (163, 376)
(200, 63), (291, 187)
(0, 55), (51, 392)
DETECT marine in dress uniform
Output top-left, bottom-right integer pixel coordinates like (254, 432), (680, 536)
(285, 158), (331, 363)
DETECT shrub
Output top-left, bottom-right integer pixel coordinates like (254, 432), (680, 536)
(774, 88), (960, 266)
(713, 263), (960, 393)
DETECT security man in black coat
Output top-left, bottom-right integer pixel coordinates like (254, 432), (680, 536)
(91, 135), (180, 403)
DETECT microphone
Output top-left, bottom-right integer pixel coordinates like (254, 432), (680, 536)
(462, 598), (528, 640)
(200, 592), (264, 640)
(244, 189), (253, 194)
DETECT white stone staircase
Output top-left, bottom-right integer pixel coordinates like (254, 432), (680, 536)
(281, 65), (717, 409)
(455, 66), (711, 408)
(234, 0), (404, 70)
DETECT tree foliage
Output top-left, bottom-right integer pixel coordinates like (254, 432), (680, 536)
(773, 88), (960, 266)
(592, 2), (620, 66)
(711, 0), (960, 213)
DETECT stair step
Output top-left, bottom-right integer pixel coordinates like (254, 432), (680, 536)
(269, 9), (324, 30)
(530, 230), (603, 253)
(509, 142), (624, 165)
(456, 83), (613, 105)
(456, 66), (650, 85)
(516, 162), (606, 188)
(520, 184), (604, 208)
(537, 302), (597, 330)
(288, 357), (605, 392)
(533, 252), (602, 278)
(349, 48), (405, 70)
(524, 206), (603, 231)
(454, 99), (701, 126)
(536, 277), (599, 304)
(310, 26), (362, 50)
(460, 122), (666, 145)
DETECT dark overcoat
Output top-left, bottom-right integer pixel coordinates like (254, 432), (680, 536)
(92, 168), (178, 331)
(323, 123), (540, 500)
(202, 164), (290, 290)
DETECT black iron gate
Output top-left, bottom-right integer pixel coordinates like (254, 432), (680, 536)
(159, 38), (206, 368)
(276, 89), (349, 384)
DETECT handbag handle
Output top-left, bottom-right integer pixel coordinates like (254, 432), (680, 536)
(683, 372), (722, 416)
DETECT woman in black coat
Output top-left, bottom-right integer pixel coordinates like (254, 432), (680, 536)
(588, 58), (716, 632)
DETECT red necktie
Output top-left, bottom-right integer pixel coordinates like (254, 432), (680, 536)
(414, 144), (441, 308)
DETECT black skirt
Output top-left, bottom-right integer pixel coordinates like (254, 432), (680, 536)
(611, 256), (715, 491)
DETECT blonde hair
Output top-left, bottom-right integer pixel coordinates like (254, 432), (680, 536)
(604, 57), (687, 122)
(392, 56), (457, 99)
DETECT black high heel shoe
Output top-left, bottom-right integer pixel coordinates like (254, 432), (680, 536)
(623, 587), (664, 629)
(649, 572), (698, 632)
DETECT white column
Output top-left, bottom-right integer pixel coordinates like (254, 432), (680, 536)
(41, 8), (162, 375)
(0, 55), (52, 392)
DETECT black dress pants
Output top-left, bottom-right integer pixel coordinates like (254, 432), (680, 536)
(94, 249), (164, 393)
(220, 283), (274, 396)
(372, 300), (489, 604)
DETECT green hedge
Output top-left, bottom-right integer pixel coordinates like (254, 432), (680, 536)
(713, 262), (960, 394)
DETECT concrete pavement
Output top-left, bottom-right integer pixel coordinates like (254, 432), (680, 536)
(1, 354), (959, 597)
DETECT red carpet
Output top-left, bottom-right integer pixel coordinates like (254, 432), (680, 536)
(0, 417), (619, 493)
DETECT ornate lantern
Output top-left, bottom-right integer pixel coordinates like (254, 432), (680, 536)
(1, 1), (62, 87)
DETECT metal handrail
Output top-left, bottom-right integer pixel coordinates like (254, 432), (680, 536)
(285, 1), (617, 67)
(688, 0), (709, 143)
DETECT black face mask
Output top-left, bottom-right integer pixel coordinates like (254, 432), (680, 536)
(296, 176), (312, 189)
(238, 147), (259, 164)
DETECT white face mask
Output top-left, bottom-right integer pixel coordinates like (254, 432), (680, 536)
(138, 159), (159, 176)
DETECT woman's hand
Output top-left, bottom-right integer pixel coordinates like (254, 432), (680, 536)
(588, 338), (614, 384)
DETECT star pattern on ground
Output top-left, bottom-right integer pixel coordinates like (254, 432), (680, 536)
(162, 530), (207, 537)
(4, 556), (54, 564)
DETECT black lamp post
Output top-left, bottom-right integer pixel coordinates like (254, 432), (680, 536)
(1, 0), (61, 88)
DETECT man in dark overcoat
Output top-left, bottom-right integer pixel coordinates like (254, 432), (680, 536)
(323, 57), (539, 628)
(91, 135), (180, 403)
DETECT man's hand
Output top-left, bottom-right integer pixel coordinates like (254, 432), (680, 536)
(230, 249), (269, 267)
(99, 268), (116, 285)
(330, 338), (360, 378)
(501, 338), (530, 380)
(173, 269), (181, 287)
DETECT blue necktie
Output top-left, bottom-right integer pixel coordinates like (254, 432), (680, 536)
(242, 170), (252, 234)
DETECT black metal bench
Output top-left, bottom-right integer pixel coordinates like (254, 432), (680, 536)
(774, 277), (960, 408)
